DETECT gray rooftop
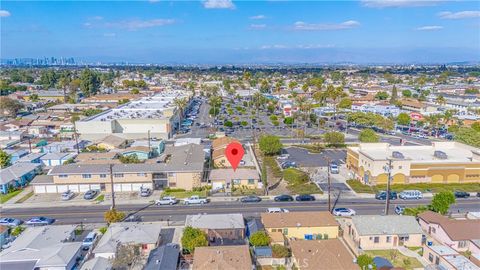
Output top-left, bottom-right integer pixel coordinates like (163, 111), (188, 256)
(0, 162), (40, 185)
(144, 245), (180, 270)
(351, 215), (423, 236)
(80, 256), (112, 270)
(185, 214), (245, 230)
(93, 222), (161, 255)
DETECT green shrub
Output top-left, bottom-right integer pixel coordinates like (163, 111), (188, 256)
(272, 244), (290, 258)
(249, 231), (271, 247)
(181, 226), (208, 254)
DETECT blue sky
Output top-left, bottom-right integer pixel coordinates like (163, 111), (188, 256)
(1, 0), (479, 64)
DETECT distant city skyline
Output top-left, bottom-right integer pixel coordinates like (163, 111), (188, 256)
(1, 0), (479, 64)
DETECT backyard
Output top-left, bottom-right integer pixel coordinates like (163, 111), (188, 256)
(364, 249), (423, 270)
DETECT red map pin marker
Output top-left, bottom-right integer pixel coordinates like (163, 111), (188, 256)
(225, 142), (244, 171)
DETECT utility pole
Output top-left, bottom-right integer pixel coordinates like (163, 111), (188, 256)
(326, 157), (332, 212)
(109, 164), (116, 210)
(384, 158), (393, 215)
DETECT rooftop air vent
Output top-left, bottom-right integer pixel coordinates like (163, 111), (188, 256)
(434, 150), (448, 160)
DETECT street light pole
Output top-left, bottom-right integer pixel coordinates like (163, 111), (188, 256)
(326, 157), (332, 212)
(109, 164), (116, 210)
(384, 158), (393, 215)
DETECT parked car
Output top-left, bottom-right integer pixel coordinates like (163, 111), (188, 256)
(124, 215), (142, 222)
(266, 208), (289, 213)
(140, 187), (152, 197)
(155, 196), (179, 205)
(83, 190), (98, 200)
(0, 217), (22, 227)
(454, 191), (470, 198)
(25, 217), (55, 226)
(295, 194), (315, 201)
(274, 194), (294, 202)
(395, 205), (406, 215)
(276, 154), (290, 160)
(477, 192), (480, 197)
(61, 190), (75, 201)
(240, 195), (262, 203)
(82, 232), (97, 250)
(332, 208), (356, 217)
(184, 195), (209, 205)
(281, 161), (297, 169)
(399, 190), (423, 200)
(329, 163), (339, 174)
(375, 191), (398, 200)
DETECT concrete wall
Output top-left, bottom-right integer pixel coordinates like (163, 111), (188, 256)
(266, 226), (339, 240)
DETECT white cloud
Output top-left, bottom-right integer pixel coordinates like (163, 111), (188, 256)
(260, 44), (287, 49)
(202, 0), (235, 9)
(296, 44), (335, 49)
(250, 15), (266, 20)
(249, 24), (266, 29)
(92, 16), (103, 20)
(103, 33), (116, 37)
(361, 0), (441, 8)
(0, 10), (11, 17)
(415, 25), (443, 31)
(293, 20), (360, 31)
(107, 19), (176, 30)
(438, 11), (480, 19)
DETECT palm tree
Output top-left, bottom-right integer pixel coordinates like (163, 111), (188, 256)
(425, 114), (441, 137)
(442, 110), (454, 127)
(173, 97), (188, 133)
(325, 85), (346, 129)
(436, 95), (446, 106)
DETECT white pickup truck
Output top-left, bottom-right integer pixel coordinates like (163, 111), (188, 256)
(155, 196), (179, 205)
(183, 195), (209, 205)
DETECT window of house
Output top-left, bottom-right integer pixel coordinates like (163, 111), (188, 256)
(431, 227), (436, 233)
(374, 237), (379, 243)
(428, 253), (433, 262)
(142, 244), (148, 250)
(99, 174), (107, 178)
(248, 179), (255, 185)
(283, 228), (288, 235)
(82, 174), (91, 179)
(59, 174), (68, 178)
(458, 241), (468, 248)
(233, 179), (240, 185)
(137, 173), (146, 177)
(114, 173), (124, 178)
(168, 172), (176, 177)
(386, 236), (391, 243)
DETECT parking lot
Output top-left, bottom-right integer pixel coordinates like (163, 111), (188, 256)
(282, 147), (346, 168)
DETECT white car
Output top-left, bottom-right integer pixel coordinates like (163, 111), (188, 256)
(183, 195), (209, 205)
(266, 208), (290, 213)
(276, 154), (290, 160)
(332, 208), (356, 217)
(155, 196), (179, 205)
(0, 217), (22, 227)
(61, 190), (75, 201)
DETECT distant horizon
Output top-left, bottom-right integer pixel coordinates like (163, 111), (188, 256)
(2, 1), (479, 64)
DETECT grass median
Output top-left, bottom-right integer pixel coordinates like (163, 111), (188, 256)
(347, 179), (480, 194)
(283, 168), (322, 194)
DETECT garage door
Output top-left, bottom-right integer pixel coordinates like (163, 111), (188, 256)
(79, 185), (90, 192)
(46, 186), (58, 193)
(34, 185), (46, 194)
(114, 184), (122, 192)
(69, 185), (80, 192)
(57, 185), (69, 193)
(121, 184), (132, 192)
(90, 184), (101, 190)
(132, 183), (147, 191)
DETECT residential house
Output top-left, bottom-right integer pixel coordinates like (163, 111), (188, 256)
(4, 148), (29, 164)
(211, 137), (240, 168)
(290, 239), (360, 270)
(0, 225), (82, 270)
(121, 146), (152, 160)
(0, 162), (41, 193)
(93, 222), (161, 259)
(40, 152), (77, 167)
(185, 214), (245, 245)
(418, 211), (480, 253)
(17, 152), (46, 164)
(346, 215), (423, 250)
(80, 257), (112, 270)
(192, 245), (252, 270)
(261, 211), (339, 240)
(144, 244), (180, 270)
(423, 245), (479, 270)
(74, 152), (121, 164)
(41, 140), (89, 153)
(209, 168), (261, 191)
(96, 134), (129, 150)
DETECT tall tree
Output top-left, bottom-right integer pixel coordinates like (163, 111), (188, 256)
(79, 69), (101, 97)
(390, 85), (398, 104)
(0, 149), (12, 168)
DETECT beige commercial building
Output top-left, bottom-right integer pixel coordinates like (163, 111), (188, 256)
(347, 142), (480, 185)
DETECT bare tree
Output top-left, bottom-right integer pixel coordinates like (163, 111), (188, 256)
(110, 243), (142, 269)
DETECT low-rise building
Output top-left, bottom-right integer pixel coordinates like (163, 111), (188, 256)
(261, 211), (339, 240)
(192, 245), (252, 270)
(0, 162), (41, 193)
(93, 222), (161, 259)
(186, 214), (245, 245)
(144, 244), (180, 270)
(95, 134), (129, 150)
(0, 225), (82, 270)
(290, 239), (359, 270)
(351, 103), (400, 117)
(419, 211), (480, 253)
(346, 215), (423, 250)
(209, 168), (261, 191)
(423, 245), (479, 270)
(347, 142), (480, 185)
(40, 152), (77, 167)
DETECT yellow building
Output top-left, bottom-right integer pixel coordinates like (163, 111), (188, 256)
(209, 168), (261, 191)
(261, 211), (339, 240)
(347, 142), (480, 185)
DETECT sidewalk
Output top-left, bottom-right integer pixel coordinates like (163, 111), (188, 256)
(397, 246), (430, 267)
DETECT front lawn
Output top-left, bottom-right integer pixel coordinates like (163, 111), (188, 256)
(162, 190), (208, 198)
(365, 250), (423, 270)
(0, 190), (22, 204)
(347, 180), (480, 194)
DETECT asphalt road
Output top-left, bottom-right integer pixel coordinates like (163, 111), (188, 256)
(3, 198), (479, 225)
